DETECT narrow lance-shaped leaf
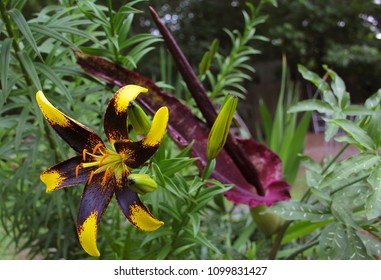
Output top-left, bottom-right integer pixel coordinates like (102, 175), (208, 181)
(8, 9), (43, 61)
(0, 38), (12, 101)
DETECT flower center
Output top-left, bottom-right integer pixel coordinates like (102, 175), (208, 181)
(76, 143), (129, 184)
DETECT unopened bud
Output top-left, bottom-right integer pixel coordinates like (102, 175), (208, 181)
(206, 95), (238, 160)
(128, 102), (151, 134)
(250, 205), (284, 238)
(128, 174), (157, 195)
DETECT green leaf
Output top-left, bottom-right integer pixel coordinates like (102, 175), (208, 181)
(259, 99), (272, 143)
(232, 222), (256, 251)
(34, 63), (72, 102)
(17, 51), (41, 90)
(288, 100), (333, 114)
(330, 202), (360, 229)
(158, 157), (198, 177)
(366, 163), (381, 219)
(282, 220), (332, 245)
(0, 38), (12, 101)
(192, 183), (232, 213)
(297, 64), (329, 92)
(186, 228), (221, 255)
(343, 105), (373, 116)
(366, 107), (381, 148)
(358, 232), (381, 258)
(141, 227), (172, 247)
(323, 65), (348, 108)
(187, 212), (200, 237)
(345, 227), (371, 260)
(319, 222), (347, 259)
(8, 9), (43, 61)
(15, 106), (29, 152)
(30, 24), (76, 49)
(328, 118), (376, 150)
(320, 153), (379, 189)
(198, 51), (211, 76)
(271, 201), (331, 222)
(365, 89), (381, 109)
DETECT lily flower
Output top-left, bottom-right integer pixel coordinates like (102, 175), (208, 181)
(36, 85), (169, 257)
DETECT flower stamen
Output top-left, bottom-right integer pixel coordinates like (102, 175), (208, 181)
(82, 149), (87, 161)
(99, 154), (109, 166)
(102, 168), (110, 185)
(92, 143), (104, 155)
(75, 164), (81, 177)
(88, 170), (95, 184)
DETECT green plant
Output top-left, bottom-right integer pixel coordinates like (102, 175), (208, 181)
(0, 0), (162, 259)
(258, 55), (310, 185)
(269, 65), (381, 259)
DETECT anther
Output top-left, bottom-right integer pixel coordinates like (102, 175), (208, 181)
(102, 169), (110, 185)
(82, 149), (87, 161)
(75, 164), (81, 177)
(92, 143), (103, 155)
(88, 171), (95, 184)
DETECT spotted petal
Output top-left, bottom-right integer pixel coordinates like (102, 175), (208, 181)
(36, 91), (104, 153)
(77, 173), (115, 257)
(41, 156), (92, 192)
(114, 106), (169, 168)
(104, 85), (148, 145)
(115, 176), (163, 232)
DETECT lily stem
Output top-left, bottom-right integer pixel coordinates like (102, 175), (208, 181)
(149, 6), (266, 196)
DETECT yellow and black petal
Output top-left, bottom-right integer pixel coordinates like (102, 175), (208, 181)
(40, 156), (93, 193)
(115, 176), (163, 232)
(113, 106), (169, 168)
(36, 91), (104, 153)
(77, 173), (115, 257)
(104, 85), (148, 145)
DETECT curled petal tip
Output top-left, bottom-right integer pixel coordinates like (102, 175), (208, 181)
(143, 106), (169, 147)
(78, 211), (100, 257)
(114, 85), (148, 114)
(129, 203), (164, 232)
(40, 170), (63, 193)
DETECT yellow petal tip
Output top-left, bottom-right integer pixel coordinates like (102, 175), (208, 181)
(143, 106), (169, 147)
(78, 211), (100, 257)
(40, 170), (64, 193)
(129, 203), (164, 232)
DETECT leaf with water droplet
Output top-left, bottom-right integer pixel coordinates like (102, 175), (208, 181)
(366, 163), (381, 219)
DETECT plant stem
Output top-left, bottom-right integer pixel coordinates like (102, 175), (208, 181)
(285, 236), (320, 260)
(149, 6), (266, 196)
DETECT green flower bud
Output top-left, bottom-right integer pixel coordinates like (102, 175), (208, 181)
(250, 205), (284, 238)
(128, 102), (151, 134)
(128, 174), (157, 195)
(206, 95), (238, 160)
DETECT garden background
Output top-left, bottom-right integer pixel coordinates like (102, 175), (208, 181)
(1, 0), (381, 260)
